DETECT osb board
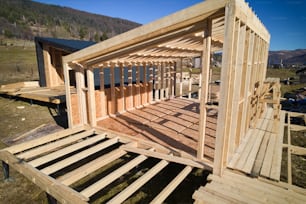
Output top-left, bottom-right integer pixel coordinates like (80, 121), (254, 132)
(97, 98), (217, 159)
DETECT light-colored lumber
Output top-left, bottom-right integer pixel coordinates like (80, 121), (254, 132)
(106, 159), (169, 204)
(28, 133), (107, 167)
(40, 137), (119, 175)
(86, 68), (97, 126)
(287, 112), (292, 185)
(0, 151), (89, 204)
(260, 133), (276, 177)
(150, 165), (192, 204)
(63, 63), (73, 127)
(81, 153), (148, 198)
(110, 64), (116, 114)
(213, 0), (237, 176)
(193, 188), (232, 204)
(75, 67), (88, 125)
(121, 145), (207, 169)
(270, 111), (285, 180)
(197, 19), (211, 159)
(17, 129), (95, 160)
(58, 148), (126, 186)
(5, 126), (86, 154)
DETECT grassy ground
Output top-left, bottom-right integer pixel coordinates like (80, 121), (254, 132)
(0, 46), (38, 85)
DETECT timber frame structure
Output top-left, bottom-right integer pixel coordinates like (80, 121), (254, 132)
(1, 0), (306, 203)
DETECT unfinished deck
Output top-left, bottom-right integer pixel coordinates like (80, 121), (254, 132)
(193, 170), (306, 204)
(98, 98), (217, 161)
(0, 82), (71, 104)
(0, 127), (207, 204)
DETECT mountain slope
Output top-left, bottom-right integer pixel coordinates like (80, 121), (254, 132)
(0, 0), (141, 41)
(268, 49), (306, 65)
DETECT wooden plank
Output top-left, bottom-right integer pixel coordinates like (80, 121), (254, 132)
(290, 124), (306, 132)
(58, 148), (126, 186)
(154, 63), (160, 101)
(110, 64), (116, 114)
(121, 146), (207, 169)
(41, 137), (119, 175)
(106, 159), (169, 204)
(235, 128), (259, 170)
(127, 64), (133, 110)
(5, 127), (86, 154)
(28, 133), (106, 167)
(87, 68), (97, 126)
(204, 182), (259, 204)
(227, 129), (253, 169)
(241, 129), (265, 173)
(81, 153), (148, 198)
(0, 151), (89, 204)
(150, 165), (192, 204)
(260, 133), (277, 177)
(270, 111), (285, 180)
(193, 187), (232, 204)
(16, 129), (95, 160)
(223, 171), (306, 203)
(287, 112), (292, 185)
(197, 19), (212, 159)
(75, 67), (88, 125)
(99, 67), (107, 117)
(213, 0), (237, 176)
(119, 63), (125, 112)
(284, 144), (306, 156)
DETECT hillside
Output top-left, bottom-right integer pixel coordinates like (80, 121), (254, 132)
(268, 49), (306, 65)
(0, 0), (141, 43)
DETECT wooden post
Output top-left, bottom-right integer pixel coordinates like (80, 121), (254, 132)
(165, 63), (170, 99)
(188, 67), (192, 99)
(142, 63), (147, 105)
(179, 59), (183, 98)
(160, 62), (165, 100)
(148, 64), (154, 103)
(110, 63), (116, 115)
(99, 67), (107, 117)
(240, 30), (255, 140)
(63, 63), (73, 127)
(228, 21), (246, 158)
(197, 19), (212, 160)
(127, 64), (133, 110)
(86, 68), (97, 127)
(136, 64), (141, 107)
(119, 63), (125, 112)
(213, 1), (236, 176)
(154, 63), (160, 101)
(75, 66), (88, 125)
(173, 62), (177, 97)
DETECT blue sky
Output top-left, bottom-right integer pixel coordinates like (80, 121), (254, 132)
(33, 0), (306, 51)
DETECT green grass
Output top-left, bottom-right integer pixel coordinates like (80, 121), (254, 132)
(0, 46), (36, 64)
(0, 46), (38, 85)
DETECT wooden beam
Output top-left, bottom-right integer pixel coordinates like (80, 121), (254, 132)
(110, 64), (116, 114)
(75, 66), (88, 125)
(213, 1), (236, 176)
(63, 63), (73, 127)
(0, 151), (89, 204)
(86, 68), (97, 127)
(28, 133), (107, 167)
(17, 129), (95, 160)
(121, 146), (208, 169)
(81, 153), (149, 198)
(106, 160), (169, 204)
(127, 64), (133, 110)
(58, 148), (126, 186)
(154, 63), (160, 101)
(99, 67), (107, 117)
(40, 137), (119, 175)
(119, 63), (125, 112)
(63, 0), (227, 63)
(5, 127), (86, 154)
(197, 19), (212, 160)
(150, 165), (192, 204)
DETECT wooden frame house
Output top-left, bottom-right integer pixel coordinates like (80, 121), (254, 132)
(35, 37), (95, 87)
(2, 0), (305, 203)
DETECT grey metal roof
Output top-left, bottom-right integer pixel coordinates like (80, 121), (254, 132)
(34, 37), (96, 52)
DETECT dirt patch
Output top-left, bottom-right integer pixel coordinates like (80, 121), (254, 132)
(0, 96), (67, 203)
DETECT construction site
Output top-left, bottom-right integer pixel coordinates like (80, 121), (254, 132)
(0, 0), (306, 203)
